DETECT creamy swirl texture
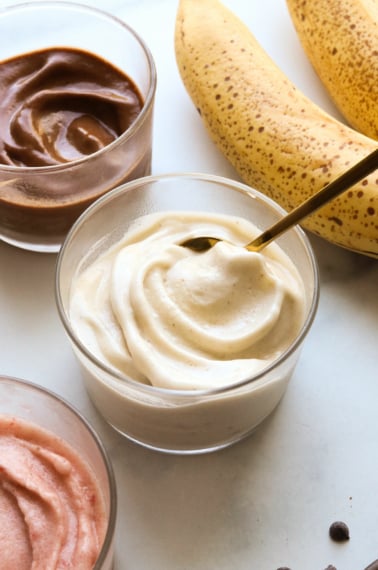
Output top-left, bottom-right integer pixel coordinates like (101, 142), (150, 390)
(0, 47), (143, 166)
(70, 212), (306, 391)
(0, 415), (106, 569)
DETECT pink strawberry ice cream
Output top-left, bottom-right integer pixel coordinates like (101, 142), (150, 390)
(0, 414), (107, 569)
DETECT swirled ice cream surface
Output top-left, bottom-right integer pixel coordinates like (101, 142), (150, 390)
(0, 415), (106, 569)
(70, 212), (306, 390)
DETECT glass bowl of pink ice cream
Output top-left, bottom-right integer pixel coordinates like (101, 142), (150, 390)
(0, 375), (117, 569)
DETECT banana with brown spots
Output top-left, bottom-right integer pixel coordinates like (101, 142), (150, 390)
(286, 0), (378, 140)
(174, 0), (378, 257)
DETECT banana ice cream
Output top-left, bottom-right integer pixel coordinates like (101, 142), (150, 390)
(66, 211), (308, 451)
(70, 212), (305, 391)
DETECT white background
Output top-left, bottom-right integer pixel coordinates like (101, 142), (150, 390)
(1, 1), (378, 569)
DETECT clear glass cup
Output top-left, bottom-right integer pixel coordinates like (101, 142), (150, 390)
(0, 375), (117, 569)
(0, 1), (156, 252)
(56, 173), (319, 455)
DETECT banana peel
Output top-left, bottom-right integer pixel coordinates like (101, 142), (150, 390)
(287, 0), (378, 140)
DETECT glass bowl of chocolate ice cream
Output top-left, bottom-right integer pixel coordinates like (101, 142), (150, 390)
(0, 1), (156, 252)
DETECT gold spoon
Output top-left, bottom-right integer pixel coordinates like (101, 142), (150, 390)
(181, 148), (378, 253)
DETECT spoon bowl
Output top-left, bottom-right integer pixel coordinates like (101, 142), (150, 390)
(181, 148), (378, 253)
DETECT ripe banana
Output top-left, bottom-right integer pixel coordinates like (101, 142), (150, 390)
(174, 0), (378, 257)
(286, 0), (378, 140)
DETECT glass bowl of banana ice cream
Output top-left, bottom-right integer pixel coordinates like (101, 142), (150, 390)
(55, 173), (319, 454)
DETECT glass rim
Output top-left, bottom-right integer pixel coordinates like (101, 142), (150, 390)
(0, 0), (157, 174)
(0, 374), (117, 568)
(55, 171), (320, 399)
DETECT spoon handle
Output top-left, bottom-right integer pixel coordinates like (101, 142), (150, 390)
(249, 148), (378, 251)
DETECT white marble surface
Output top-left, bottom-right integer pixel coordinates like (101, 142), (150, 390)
(1, 1), (378, 569)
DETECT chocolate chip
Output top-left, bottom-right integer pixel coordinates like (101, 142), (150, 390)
(329, 520), (350, 542)
(276, 567), (291, 570)
(324, 565), (337, 570)
(364, 560), (378, 570)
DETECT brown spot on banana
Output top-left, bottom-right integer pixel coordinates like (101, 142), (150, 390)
(286, 0), (378, 140)
(174, 0), (378, 257)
